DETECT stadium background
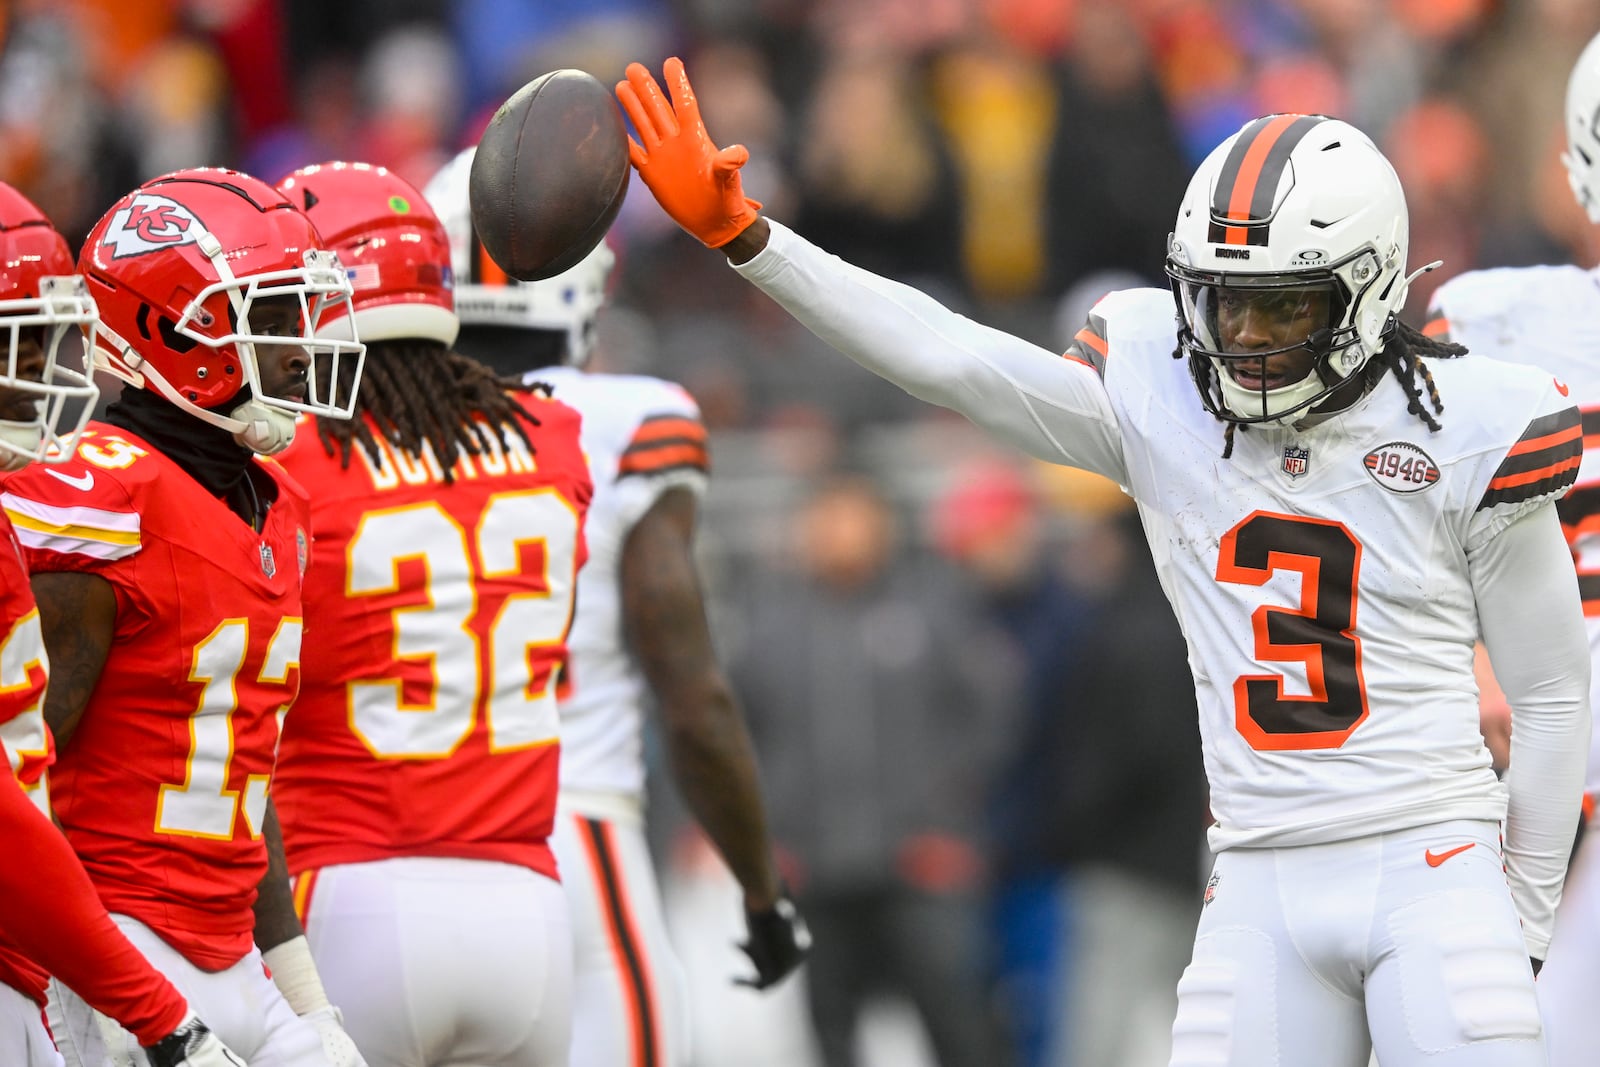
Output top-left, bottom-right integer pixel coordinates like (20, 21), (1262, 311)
(0, 0), (1577, 1064)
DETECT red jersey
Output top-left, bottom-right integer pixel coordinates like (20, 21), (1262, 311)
(273, 393), (591, 881)
(0, 508), (53, 1000)
(1, 424), (309, 971)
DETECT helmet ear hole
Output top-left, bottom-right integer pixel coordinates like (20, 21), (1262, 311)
(156, 315), (199, 354)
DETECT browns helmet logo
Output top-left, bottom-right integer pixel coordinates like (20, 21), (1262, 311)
(101, 193), (203, 259)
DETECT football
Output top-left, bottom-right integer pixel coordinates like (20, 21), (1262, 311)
(469, 69), (630, 282)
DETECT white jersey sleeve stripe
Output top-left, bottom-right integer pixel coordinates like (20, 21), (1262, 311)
(2, 492), (141, 560)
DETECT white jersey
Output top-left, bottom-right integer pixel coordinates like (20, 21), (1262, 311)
(734, 219), (1588, 952)
(529, 366), (710, 799)
(1429, 264), (1600, 795)
(1078, 287), (1575, 848)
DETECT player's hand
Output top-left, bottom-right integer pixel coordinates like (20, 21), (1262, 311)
(616, 57), (762, 248)
(1531, 956), (1544, 978)
(143, 1015), (247, 1067)
(735, 891), (811, 990)
(303, 1005), (367, 1067)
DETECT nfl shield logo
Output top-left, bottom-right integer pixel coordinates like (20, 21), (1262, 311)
(259, 542), (276, 578)
(1282, 445), (1310, 478)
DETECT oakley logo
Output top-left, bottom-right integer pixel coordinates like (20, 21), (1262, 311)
(101, 193), (203, 259)
(1293, 249), (1328, 263)
(1214, 247), (1252, 261)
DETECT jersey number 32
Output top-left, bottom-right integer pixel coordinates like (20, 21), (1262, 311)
(346, 489), (581, 758)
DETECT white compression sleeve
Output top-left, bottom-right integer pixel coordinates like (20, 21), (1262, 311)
(732, 220), (1130, 484)
(1471, 501), (1591, 959)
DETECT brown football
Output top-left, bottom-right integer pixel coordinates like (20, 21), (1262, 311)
(469, 69), (630, 282)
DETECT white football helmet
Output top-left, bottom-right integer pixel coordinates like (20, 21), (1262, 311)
(1563, 32), (1600, 223)
(1166, 114), (1431, 427)
(422, 147), (614, 367)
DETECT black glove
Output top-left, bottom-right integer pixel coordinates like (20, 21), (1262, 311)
(735, 892), (811, 990)
(144, 1015), (246, 1067)
(1531, 956), (1544, 978)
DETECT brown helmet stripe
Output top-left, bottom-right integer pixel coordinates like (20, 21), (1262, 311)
(1208, 115), (1326, 246)
(468, 226), (509, 287)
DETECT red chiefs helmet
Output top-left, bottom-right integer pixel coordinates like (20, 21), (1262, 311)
(276, 161), (458, 346)
(0, 182), (99, 470)
(78, 167), (366, 454)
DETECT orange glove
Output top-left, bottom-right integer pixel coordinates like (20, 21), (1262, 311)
(616, 57), (762, 248)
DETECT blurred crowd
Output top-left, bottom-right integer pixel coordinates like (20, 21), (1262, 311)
(5, 1), (1596, 1065)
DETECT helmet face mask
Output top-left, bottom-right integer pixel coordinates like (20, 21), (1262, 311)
(0, 183), (102, 470)
(80, 169), (367, 453)
(423, 148), (614, 368)
(1165, 115), (1417, 427)
(165, 245), (364, 417)
(0, 275), (100, 470)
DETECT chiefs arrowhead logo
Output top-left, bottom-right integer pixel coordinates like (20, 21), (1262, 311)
(101, 193), (203, 259)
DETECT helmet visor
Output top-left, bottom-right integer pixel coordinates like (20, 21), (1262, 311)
(1176, 275), (1347, 364)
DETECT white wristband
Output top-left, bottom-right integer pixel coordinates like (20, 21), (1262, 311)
(262, 936), (332, 1016)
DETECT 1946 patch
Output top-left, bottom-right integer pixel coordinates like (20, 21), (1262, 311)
(1363, 441), (1439, 494)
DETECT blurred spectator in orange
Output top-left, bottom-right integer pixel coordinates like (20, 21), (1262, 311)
(1383, 97), (1490, 316)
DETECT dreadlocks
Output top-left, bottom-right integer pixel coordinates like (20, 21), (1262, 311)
(1215, 320), (1467, 459)
(315, 340), (544, 484)
(1382, 318), (1465, 430)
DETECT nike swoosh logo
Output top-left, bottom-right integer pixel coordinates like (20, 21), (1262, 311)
(44, 469), (94, 491)
(1425, 843), (1476, 867)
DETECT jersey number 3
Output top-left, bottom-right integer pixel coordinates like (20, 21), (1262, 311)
(1216, 511), (1369, 750)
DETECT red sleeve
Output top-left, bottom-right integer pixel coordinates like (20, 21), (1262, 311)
(0, 772), (188, 1045)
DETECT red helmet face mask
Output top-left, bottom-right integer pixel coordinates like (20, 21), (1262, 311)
(277, 161), (459, 347)
(79, 167), (366, 454)
(0, 182), (100, 471)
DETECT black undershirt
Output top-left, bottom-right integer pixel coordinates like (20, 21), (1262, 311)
(103, 387), (276, 529)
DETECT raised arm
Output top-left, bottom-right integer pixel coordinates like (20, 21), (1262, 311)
(617, 59), (1129, 485)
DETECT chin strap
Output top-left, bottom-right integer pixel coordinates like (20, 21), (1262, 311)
(0, 422), (40, 471)
(228, 401), (298, 455)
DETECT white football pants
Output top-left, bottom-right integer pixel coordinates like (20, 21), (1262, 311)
(299, 855), (572, 1067)
(0, 981), (61, 1067)
(551, 801), (690, 1067)
(47, 915), (326, 1067)
(1170, 819), (1543, 1067)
